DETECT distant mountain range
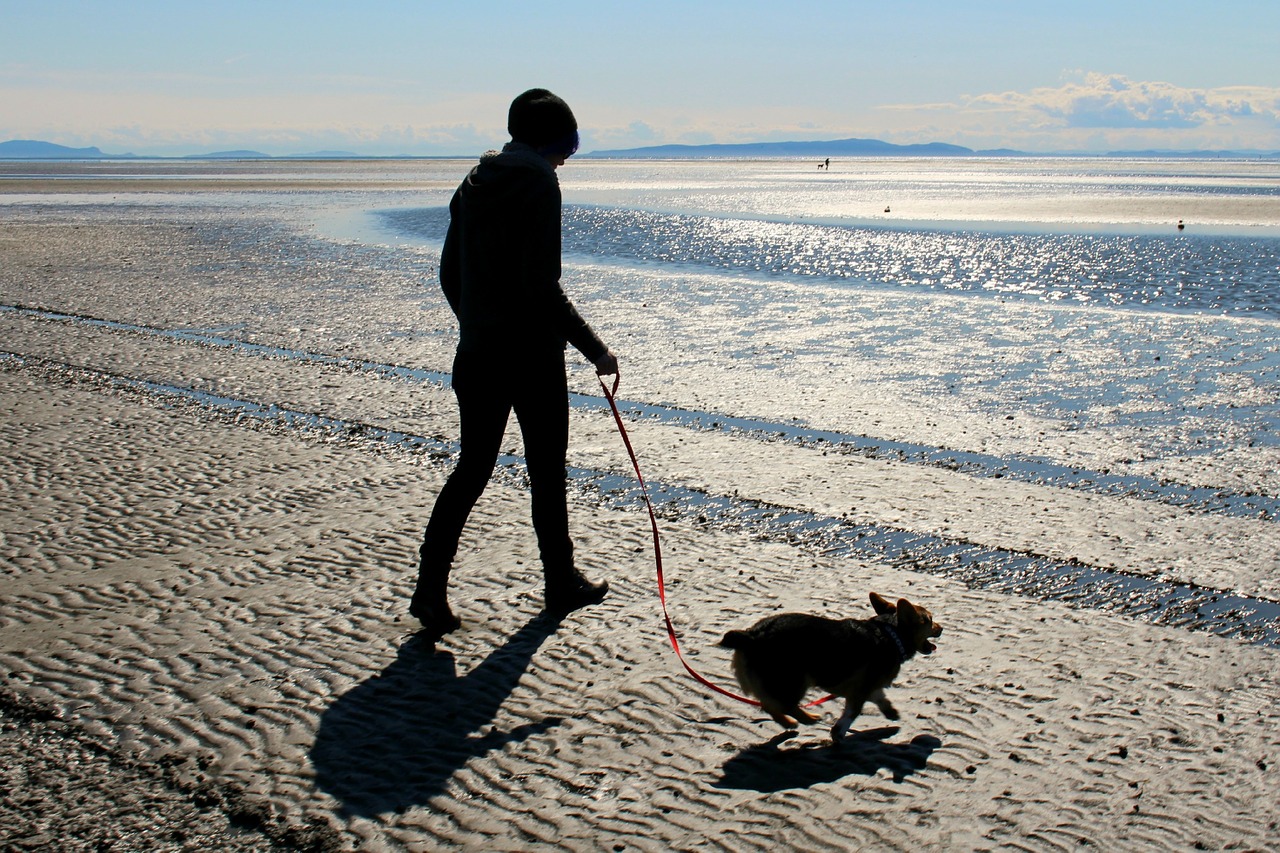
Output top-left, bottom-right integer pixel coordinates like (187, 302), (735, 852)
(3, 137), (1277, 161)
(585, 138), (1014, 158)
(0, 140), (359, 160)
(585, 137), (1280, 159)
(0, 140), (120, 159)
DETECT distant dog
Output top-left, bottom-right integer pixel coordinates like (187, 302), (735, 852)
(719, 592), (942, 743)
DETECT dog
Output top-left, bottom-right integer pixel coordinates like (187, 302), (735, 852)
(719, 592), (942, 743)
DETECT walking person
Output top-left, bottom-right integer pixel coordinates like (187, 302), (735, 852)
(412, 89), (619, 640)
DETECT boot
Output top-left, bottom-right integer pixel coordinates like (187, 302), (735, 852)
(544, 566), (608, 615)
(410, 560), (460, 640)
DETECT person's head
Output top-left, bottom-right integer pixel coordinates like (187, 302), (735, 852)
(508, 88), (579, 164)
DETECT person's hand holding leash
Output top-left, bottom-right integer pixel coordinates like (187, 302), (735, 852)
(594, 350), (619, 377)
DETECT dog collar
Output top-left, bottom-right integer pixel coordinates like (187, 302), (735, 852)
(876, 620), (909, 663)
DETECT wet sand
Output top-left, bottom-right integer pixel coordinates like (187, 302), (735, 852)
(1, 190), (1278, 850)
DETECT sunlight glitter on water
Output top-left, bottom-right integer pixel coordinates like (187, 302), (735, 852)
(379, 201), (1280, 317)
(564, 157), (1280, 234)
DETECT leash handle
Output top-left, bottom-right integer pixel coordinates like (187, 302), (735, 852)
(599, 376), (835, 710)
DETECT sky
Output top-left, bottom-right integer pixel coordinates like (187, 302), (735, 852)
(3, 0), (1279, 157)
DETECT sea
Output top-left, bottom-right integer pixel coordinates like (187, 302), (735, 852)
(383, 157), (1280, 316)
(327, 156), (1280, 484)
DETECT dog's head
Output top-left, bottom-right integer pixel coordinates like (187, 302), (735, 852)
(869, 592), (943, 655)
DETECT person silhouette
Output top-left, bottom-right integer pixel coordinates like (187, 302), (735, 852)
(412, 89), (618, 640)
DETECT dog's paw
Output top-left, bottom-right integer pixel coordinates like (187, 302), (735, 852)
(769, 713), (799, 729)
(882, 703), (900, 721)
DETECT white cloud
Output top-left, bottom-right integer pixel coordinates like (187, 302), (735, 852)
(0, 70), (509, 155)
(974, 73), (1279, 130)
(585, 120), (663, 152)
(886, 73), (1280, 151)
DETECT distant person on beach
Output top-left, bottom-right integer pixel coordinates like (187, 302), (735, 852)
(412, 88), (619, 640)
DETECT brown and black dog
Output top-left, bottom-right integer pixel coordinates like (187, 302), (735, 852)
(719, 592), (942, 743)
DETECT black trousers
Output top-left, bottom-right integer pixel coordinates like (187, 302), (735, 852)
(419, 347), (574, 581)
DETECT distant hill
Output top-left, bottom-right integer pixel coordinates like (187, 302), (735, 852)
(584, 137), (997, 159)
(0, 139), (130, 159)
(1, 140), (375, 161)
(585, 138), (1280, 159)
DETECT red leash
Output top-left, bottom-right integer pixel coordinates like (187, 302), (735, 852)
(598, 374), (759, 705)
(599, 375), (834, 710)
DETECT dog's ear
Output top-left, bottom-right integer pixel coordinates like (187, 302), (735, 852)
(896, 599), (919, 628)
(869, 592), (895, 615)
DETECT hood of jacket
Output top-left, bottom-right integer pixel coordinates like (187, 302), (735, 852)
(464, 141), (558, 194)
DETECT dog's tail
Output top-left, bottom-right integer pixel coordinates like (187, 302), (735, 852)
(718, 629), (753, 650)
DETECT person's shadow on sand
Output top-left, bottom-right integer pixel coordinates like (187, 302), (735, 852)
(715, 727), (941, 792)
(310, 613), (564, 816)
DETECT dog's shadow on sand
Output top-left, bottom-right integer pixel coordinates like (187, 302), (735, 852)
(310, 613), (563, 817)
(716, 727), (942, 792)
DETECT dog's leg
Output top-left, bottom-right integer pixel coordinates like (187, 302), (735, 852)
(790, 705), (820, 725)
(830, 697), (859, 743)
(761, 700), (799, 729)
(869, 687), (899, 721)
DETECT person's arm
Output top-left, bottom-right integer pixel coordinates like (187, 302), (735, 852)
(526, 178), (611, 364)
(439, 191), (463, 315)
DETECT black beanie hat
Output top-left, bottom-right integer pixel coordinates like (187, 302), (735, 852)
(508, 88), (579, 155)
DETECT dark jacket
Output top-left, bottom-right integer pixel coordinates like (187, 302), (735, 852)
(439, 143), (607, 363)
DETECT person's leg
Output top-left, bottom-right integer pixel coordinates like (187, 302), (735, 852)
(512, 352), (607, 614)
(413, 352), (510, 636)
(516, 353), (573, 571)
